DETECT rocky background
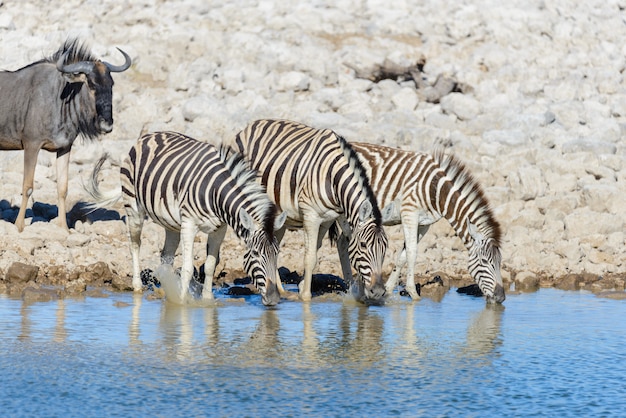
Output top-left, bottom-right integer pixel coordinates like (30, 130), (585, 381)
(0, 0), (624, 300)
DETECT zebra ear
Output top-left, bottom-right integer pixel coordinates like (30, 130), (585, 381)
(239, 208), (255, 232)
(467, 219), (484, 242)
(274, 211), (287, 231)
(358, 201), (373, 223)
(381, 201), (398, 223)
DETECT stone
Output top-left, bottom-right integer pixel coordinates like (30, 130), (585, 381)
(440, 92), (481, 121)
(515, 271), (539, 291)
(5, 262), (39, 283)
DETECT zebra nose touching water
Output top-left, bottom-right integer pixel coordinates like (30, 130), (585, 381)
(227, 119), (389, 303)
(0, 38), (131, 232)
(85, 132), (285, 306)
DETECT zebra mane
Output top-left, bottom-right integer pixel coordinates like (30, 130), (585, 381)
(433, 149), (502, 247)
(336, 134), (383, 225)
(218, 144), (277, 239)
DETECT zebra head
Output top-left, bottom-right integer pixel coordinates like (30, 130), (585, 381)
(468, 220), (506, 303)
(241, 209), (286, 306)
(348, 201), (389, 303)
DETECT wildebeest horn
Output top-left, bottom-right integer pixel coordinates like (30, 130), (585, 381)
(56, 51), (94, 74)
(103, 48), (132, 73)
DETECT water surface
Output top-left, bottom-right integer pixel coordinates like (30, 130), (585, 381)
(0, 289), (624, 417)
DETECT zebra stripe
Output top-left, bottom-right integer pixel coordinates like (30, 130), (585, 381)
(344, 142), (505, 303)
(230, 119), (388, 302)
(86, 131), (283, 306)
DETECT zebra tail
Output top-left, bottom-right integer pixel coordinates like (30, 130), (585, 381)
(328, 222), (340, 247)
(82, 154), (122, 211)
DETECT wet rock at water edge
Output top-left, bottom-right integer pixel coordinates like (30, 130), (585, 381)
(420, 275), (449, 301)
(5, 262), (39, 283)
(514, 271), (540, 292)
(22, 286), (61, 303)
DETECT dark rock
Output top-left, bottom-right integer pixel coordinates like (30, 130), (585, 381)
(6, 262), (39, 283)
(226, 286), (254, 296)
(311, 274), (347, 294)
(457, 283), (484, 297)
(233, 276), (252, 286)
(278, 267), (301, 284)
(141, 268), (160, 289)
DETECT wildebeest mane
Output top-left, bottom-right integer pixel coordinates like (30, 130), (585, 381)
(50, 38), (98, 67)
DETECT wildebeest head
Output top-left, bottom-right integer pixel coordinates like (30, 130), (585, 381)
(54, 39), (131, 137)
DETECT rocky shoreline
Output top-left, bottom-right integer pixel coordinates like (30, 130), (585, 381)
(0, 0), (625, 302)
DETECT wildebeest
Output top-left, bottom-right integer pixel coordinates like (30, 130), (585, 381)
(0, 38), (131, 231)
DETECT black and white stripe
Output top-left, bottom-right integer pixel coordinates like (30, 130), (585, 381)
(335, 142), (505, 303)
(229, 119), (388, 302)
(86, 131), (284, 306)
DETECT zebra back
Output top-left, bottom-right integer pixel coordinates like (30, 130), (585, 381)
(232, 119), (382, 228)
(122, 131), (277, 241)
(351, 142), (501, 248)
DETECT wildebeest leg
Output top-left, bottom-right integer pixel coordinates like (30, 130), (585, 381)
(125, 203), (145, 292)
(16, 145), (41, 232)
(55, 148), (71, 230)
(203, 225), (227, 300)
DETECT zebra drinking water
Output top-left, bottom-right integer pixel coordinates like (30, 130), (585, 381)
(330, 143), (505, 304)
(228, 119), (389, 303)
(85, 131), (286, 306)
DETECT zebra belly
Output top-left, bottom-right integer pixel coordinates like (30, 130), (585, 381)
(137, 197), (183, 231)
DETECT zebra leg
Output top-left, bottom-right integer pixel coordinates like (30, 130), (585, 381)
(161, 229), (180, 265)
(336, 231), (359, 293)
(125, 203), (146, 292)
(386, 244), (407, 295)
(270, 226), (298, 301)
(299, 214), (323, 301)
(403, 224), (422, 300)
(202, 225), (227, 300)
(178, 221), (198, 302)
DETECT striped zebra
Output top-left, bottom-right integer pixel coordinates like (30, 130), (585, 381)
(331, 143), (505, 303)
(85, 131), (286, 306)
(228, 119), (389, 303)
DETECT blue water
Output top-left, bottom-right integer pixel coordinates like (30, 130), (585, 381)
(0, 288), (624, 417)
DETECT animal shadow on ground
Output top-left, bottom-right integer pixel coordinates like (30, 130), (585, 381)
(0, 199), (121, 229)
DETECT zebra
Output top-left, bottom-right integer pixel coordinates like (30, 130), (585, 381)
(228, 119), (390, 303)
(85, 131), (286, 306)
(330, 142), (505, 304)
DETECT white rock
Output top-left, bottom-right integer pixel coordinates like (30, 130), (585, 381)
(276, 71), (310, 92)
(440, 93), (481, 121)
